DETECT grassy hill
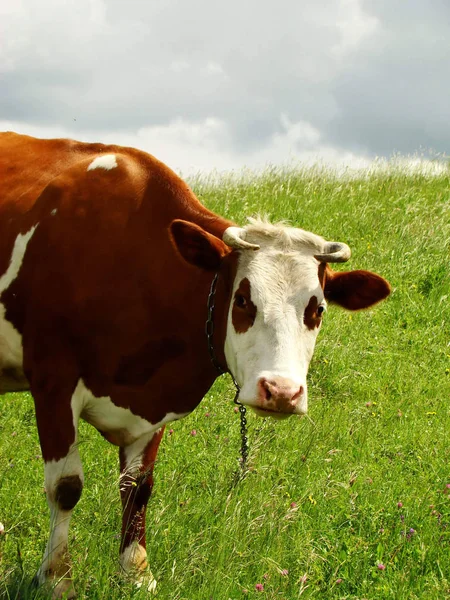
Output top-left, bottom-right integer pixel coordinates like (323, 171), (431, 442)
(1, 165), (449, 599)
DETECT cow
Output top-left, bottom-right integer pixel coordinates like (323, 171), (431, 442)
(0, 132), (390, 598)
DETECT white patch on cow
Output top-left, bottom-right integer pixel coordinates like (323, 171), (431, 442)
(122, 428), (163, 473)
(87, 154), (118, 171)
(120, 542), (157, 593)
(72, 379), (187, 447)
(37, 444), (83, 595)
(224, 219), (327, 416)
(0, 227), (37, 390)
(51, 209), (57, 216)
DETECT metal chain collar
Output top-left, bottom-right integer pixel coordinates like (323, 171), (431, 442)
(205, 272), (249, 473)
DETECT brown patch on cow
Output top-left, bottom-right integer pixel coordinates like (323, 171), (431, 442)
(232, 278), (257, 333)
(304, 295), (322, 330)
(55, 475), (83, 511)
(114, 337), (186, 386)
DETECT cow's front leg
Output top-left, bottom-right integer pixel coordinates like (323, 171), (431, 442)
(36, 443), (83, 599)
(119, 427), (165, 592)
(28, 350), (82, 599)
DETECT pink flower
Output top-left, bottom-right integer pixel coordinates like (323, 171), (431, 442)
(205, 412), (211, 417)
(377, 563), (386, 571)
(190, 430), (197, 436)
(300, 574), (308, 584)
(290, 502), (297, 509)
(168, 429), (174, 435)
(281, 569), (289, 576)
(397, 502), (403, 508)
(255, 583), (264, 591)
(336, 578), (343, 584)
(234, 406), (239, 413)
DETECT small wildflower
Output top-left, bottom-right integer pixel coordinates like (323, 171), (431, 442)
(336, 578), (343, 584)
(300, 574), (308, 584)
(365, 402), (372, 407)
(255, 583), (264, 592)
(379, 528), (384, 533)
(234, 406), (239, 413)
(446, 484), (450, 489)
(190, 430), (197, 436)
(0, 522), (4, 534)
(377, 563), (386, 571)
(205, 412), (211, 417)
(290, 502), (297, 509)
(397, 502), (403, 508)
(168, 429), (174, 435)
(263, 573), (269, 580)
(400, 514), (405, 522)
(281, 569), (289, 576)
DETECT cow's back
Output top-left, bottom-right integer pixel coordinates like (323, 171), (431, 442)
(0, 132), (230, 397)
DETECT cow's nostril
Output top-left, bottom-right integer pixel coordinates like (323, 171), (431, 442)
(259, 378), (273, 401)
(292, 385), (304, 402)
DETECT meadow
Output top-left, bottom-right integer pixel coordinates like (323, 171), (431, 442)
(0, 164), (449, 599)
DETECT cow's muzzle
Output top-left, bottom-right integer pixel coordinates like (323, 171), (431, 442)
(251, 376), (305, 418)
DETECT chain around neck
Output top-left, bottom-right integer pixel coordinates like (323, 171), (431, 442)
(205, 271), (249, 473)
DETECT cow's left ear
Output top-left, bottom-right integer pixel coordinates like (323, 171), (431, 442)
(170, 219), (229, 271)
(324, 267), (391, 310)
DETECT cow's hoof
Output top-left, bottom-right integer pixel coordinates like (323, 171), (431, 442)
(134, 570), (157, 593)
(33, 576), (75, 599)
(52, 579), (76, 599)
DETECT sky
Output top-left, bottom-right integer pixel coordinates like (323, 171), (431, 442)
(1, 0), (449, 174)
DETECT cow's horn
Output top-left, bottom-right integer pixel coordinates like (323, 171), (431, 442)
(314, 242), (351, 263)
(223, 227), (260, 250)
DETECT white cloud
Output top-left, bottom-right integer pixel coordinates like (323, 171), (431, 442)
(1, 0), (449, 171)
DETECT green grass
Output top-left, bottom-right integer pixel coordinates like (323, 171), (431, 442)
(1, 165), (449, 599)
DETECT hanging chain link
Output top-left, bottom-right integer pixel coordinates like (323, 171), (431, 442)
(206, 273), (249, 474)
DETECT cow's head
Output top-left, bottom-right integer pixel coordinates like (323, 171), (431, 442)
(170, 218), (390, 418)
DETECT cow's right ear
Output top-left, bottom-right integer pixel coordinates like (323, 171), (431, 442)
(170, 219), (228, 271)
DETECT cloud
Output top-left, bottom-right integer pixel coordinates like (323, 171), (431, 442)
(1, 0), (449, 171)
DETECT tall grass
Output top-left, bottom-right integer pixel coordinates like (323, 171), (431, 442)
(1, 164), (449, 599)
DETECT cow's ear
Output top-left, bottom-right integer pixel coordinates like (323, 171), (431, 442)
(324, 267), (391, 310)
(170, 219), (228, 271)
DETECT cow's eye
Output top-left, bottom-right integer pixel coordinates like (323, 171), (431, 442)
(235, 294), (247, 309)
(317, 304), (326, 317)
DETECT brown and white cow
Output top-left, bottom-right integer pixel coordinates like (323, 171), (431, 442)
(0, 132), (390, 597)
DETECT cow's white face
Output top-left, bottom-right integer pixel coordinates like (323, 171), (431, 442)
(224, 224), (327, 418)
(170, 217), (391, 420)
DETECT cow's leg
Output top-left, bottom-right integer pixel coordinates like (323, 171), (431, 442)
(36, 443), (83, 599)
(28, 352), (82, 599)
(119, 426), (165, 592)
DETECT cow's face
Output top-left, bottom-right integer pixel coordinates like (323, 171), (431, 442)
(170, 218), (390, 418)
(224, 240), (325, 417)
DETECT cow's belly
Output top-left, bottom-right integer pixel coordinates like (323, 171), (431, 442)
(74, 380), (188, 447)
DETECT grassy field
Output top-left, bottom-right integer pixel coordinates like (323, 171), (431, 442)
(1, 165), (449, 599)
